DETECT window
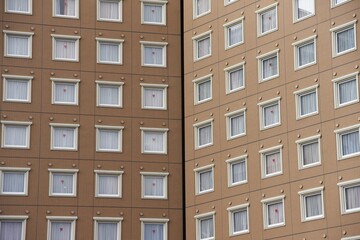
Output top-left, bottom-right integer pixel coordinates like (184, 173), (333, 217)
(141, 128), (168, 154)
(51, 78), (79, 105)
(193, 74), (212, 105)
(293, 35), (317, 69)
(50, 123), (79, 151)
(226, 155), (247, 187)
(97, 0), (122, 22)
(141, 83), (168, 110)
(141, 0), (167, 25)
(96, 81), (124, 108)
(338, 179), (360, 214)
(2, 75), (32, 103)
(96, 38), (124, 65)
(224, 62), (245, 94)
(49, 169), (78, 197)
(1, 121), (31, 149)
(193, 0), (210, 18)
(95, 125), (124, 152)
(225, 108), (246, 140)
(53, 0), (79, 18)
(140, 218), (169, 240)
(47, 216), (77, 240)
(296, 134), (321, 169)
(258, 97), (281, 130)
(95, 170), (123, 198)
(194, 164), (214, 195)
(294, 85), (319, 119)
(5, 0), (32, 14)
(227, 203), (249, 236)
(341, 236), (360, 240)
(0, 167), (30, 196)
(3, 30), (33, 58)
(330, 20), (357, 57)
(0, 215), (28, 240)
(257, 50), (279, 82)
(256, 3), (278, 36)
(140, 41), (167, 67)
(334, 124), (360, 160)
(194, 212), (215, 240)
(193, 119), (213, 149)
(298, 187), (324, 221)
(224, 17), (244, 49)
(224, 0), (238, 6)
(293, 0), (315, 22)
(193, 31), (212, 61)
(332, 72), (359, 108)
(141, 172), (168, 199)
(51, 34), (80, 62)
(261, 195), (285, 229)
(94, 217), (123, 240)
(260, 145), (283, 178)
(331, 0), (352, 8)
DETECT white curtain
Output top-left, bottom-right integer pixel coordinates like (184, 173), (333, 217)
(144, 223), (163, 240)
(99, 42), (119, 62)
(6, 79), (28, 101)
(144, 88), (163, 108)
(300, 91), (317, 116)
(4, 125), (27, 147)
(262, 56), (277, 79)
(7, 35), (29, 56)
(296, 0), (314, 19)
(305, 194), (322, 218)
(265, 151), (281, 175)
(6, 0), (29, 12)
(55, 39), (76, 60)
(197, 37), (210, 59)
(337, 27), (355, 53)
(339, 79), (357, 104)
(100, 0), (119, 20)
(0, 221), (23, 240)
(144, 131), (164, 152)
(228, 23), (242, 46)
(98, 174), (118, 195)
(199, 170), (212, 192)
(99, 129), (119, 150)
(53, 127), (75, 149)
(261, 8), (276, 33)
(302, 141), (319, 165)
(198, 80), (211, 102)
(341, 131), (360, 156)
(51, 222), (72, 240)
(144, 4), (162, 23)
(345, 185), (360, 210)
(53, 173), (73, 194)
(230, 114), (244, 137)
(3, 172), (25, 193)
(200, 217), (213, 239)
(196, 0), (210, 16)
(144, 176), (164, 197)
(268, 202), (283, 225)
(198, 125), (211, 146)
(54, 82), (75, 103)
(233, 209), (247, 232)
(55, 0), (76, 16)
(264, 103), (279, 127)
(229, 68), (243, 91)
(99, 85), (119, 106)
(144, 46), (163, 65)
(98, 222), (117, 240)
(232, 161), (246, 183)
(299, 42), (315, 66)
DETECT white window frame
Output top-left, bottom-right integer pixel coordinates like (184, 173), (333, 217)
(260, 145), (283, 178)
(1, 120), (32, 149)
(224, 0), (238, 6)
(226, 155), (247, 187)
(94, 170), (123, 198)
(140, 127), (168, 154)
(256, 3), (279, 37)
(332, 72), (359, 108)
(141, 0), (167, 25)
(341, 236), (360, 240)
(96, 80), (124, 108)
(293, 0), (315, 22)
(225, 108), (246, 140)
(2, 74), (33, 103)
(193, 74), (213, 105)
(293, 35), (317, 70)
(141, 83), (168, 110)
(48, 168), (78, 197)
(296, 134), (322, 169)
(140, 172), (169, 199)
(258, 97), (281, 130)
(192, 30), (212, 61)
(52, 0), (79, 18)
(49, 123), (80, 151)
(193, 0), (211, 19)
(140, 218), (169, 240)
(93, 217), (123, 240)
(46, 216), (77, 240)
(193, 119), (214, 149)
(51, 34), (81, 62)
(338, 178), (360, 214)
(334, 124), (360, 160)
(0, 167), (30, 196)
(5, 0), (32, 14)
(50, 78), (80, 105)
(330, 20), (357, 58)
(257, 49), (279, 82)
(331, 0), (352, 8)
(227, 203), (249, 236)
(3, 30), (34, 59)
(97, 0), (123, 22)
(95, 125), (124, 152)
(140, 41), (168, 68)
(0, 215), (28, 240)
(294, 84), (319, 119)
(298, 186), (325, 222)
(261, 195), (285, 229)
(224, 61), (245, 94)
(194, 211), (215, 240)
(223, 17), (244, 49)
(194, 164), (214, 195)
(96, 38), (124, 65)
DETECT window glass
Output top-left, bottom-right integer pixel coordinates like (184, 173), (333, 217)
(54, 0), (76, 17)
(99, 0), (121, 21)
(260, 7), (277, 34)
